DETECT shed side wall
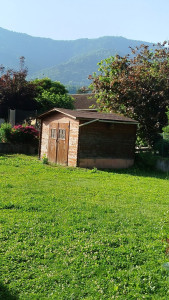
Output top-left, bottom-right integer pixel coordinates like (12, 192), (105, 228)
(78, 121), (137, 168)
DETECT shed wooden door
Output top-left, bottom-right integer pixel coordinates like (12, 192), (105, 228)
(48, 123), (69, 165)
(57, 123), (69, 166)
(48, 123), (58, 163)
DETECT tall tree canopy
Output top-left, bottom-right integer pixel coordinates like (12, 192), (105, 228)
(90, 43), (169, 146)
(0, 57), (37, 110)
(32, 78), (68, 95)
(32, 78), (74, 112)
(0, 63), (74, 114)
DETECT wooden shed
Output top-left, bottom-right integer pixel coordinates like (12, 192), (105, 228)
(38, 108), (138, 169)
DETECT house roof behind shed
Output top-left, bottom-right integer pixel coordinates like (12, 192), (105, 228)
(38, 108), (138, 124)
(71, 94), (97, 109)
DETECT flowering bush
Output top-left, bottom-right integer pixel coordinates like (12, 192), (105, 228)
(0, 123), (39, 146)
(11, 125), (39, 145)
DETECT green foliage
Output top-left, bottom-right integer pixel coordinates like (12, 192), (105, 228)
(32, 78), (68, 95)
(0, 155), (168, 299)
(11, 125), (39, 146)
(136, 135), (148, 147)
(154, 138), (169, 157)
(0, 123), (12, 142)
(42, 154), (48, 164)
(163, 262), (169, 273)
(32, 78), (74, 112)
(0, 281), (18, 300)
(162, 107), (169, 138)
(163, 130), (169, 140)
(35, 90), (74, 112)
(90, 43), (169, 146)
(153, 108), (169, 157)
(76, 86), (92, 94)
(90, 167), (98, 173)
(0, 123), (39, 146)
(135, 152), (159, 170)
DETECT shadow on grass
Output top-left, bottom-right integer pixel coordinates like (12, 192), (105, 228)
(101, 165), (169, 180)
(100, 153), (169, 180)
(0, 152), (38, 155)
(0, 282), (18, 300)
(0, 153), (38, 158)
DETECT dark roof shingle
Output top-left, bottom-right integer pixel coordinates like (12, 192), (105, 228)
(71, 94), (97, 109)
(38, 108), (138, 124)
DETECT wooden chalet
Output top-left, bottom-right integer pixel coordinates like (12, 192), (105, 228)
(38, 108), (138, 169)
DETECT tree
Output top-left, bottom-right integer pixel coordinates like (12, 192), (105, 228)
(90, 43), (169, 146)
(76, 86), (91, 94)
(32, 78), (74, 112)
(0, 57), (38, 110)
(32, 78), (68, 95)
(162, 108), (169, 136)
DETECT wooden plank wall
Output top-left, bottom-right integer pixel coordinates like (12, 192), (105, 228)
(78, 122), (136, 159)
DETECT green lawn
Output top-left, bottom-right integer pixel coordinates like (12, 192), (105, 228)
(0, 155), (169, 299)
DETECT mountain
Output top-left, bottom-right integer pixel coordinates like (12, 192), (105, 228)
(0, 27), (152, 87)
(30, 49), (117, 86)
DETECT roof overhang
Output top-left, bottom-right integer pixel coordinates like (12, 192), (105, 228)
(37, 108), (77, 120)
(37, 108), (138, 125)
(79, 119), (138, 127)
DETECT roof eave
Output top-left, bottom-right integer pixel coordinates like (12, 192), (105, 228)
(37, 108), (77, 120)
(37, 108), (138, 124)
(78, 117), (138, 125)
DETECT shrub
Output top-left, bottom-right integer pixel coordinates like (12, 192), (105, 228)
(42, 154), (48, 164)
(0, 123), (12, 143)
(0, 123), (39, 146)
(153, 138), (169, 157)
(135, 152), (158, 170)
(162, 108), (169, 137)
(11, 125), (39, 146)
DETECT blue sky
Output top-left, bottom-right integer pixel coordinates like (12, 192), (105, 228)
(1, 0), (169, 43)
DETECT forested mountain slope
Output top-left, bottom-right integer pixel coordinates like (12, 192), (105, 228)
(0, 27), (152, 86)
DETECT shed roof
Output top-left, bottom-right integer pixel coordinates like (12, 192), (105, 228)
(38, 108), (138, 124)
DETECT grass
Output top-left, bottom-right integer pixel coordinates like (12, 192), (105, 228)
(0, 154), (169, 299)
